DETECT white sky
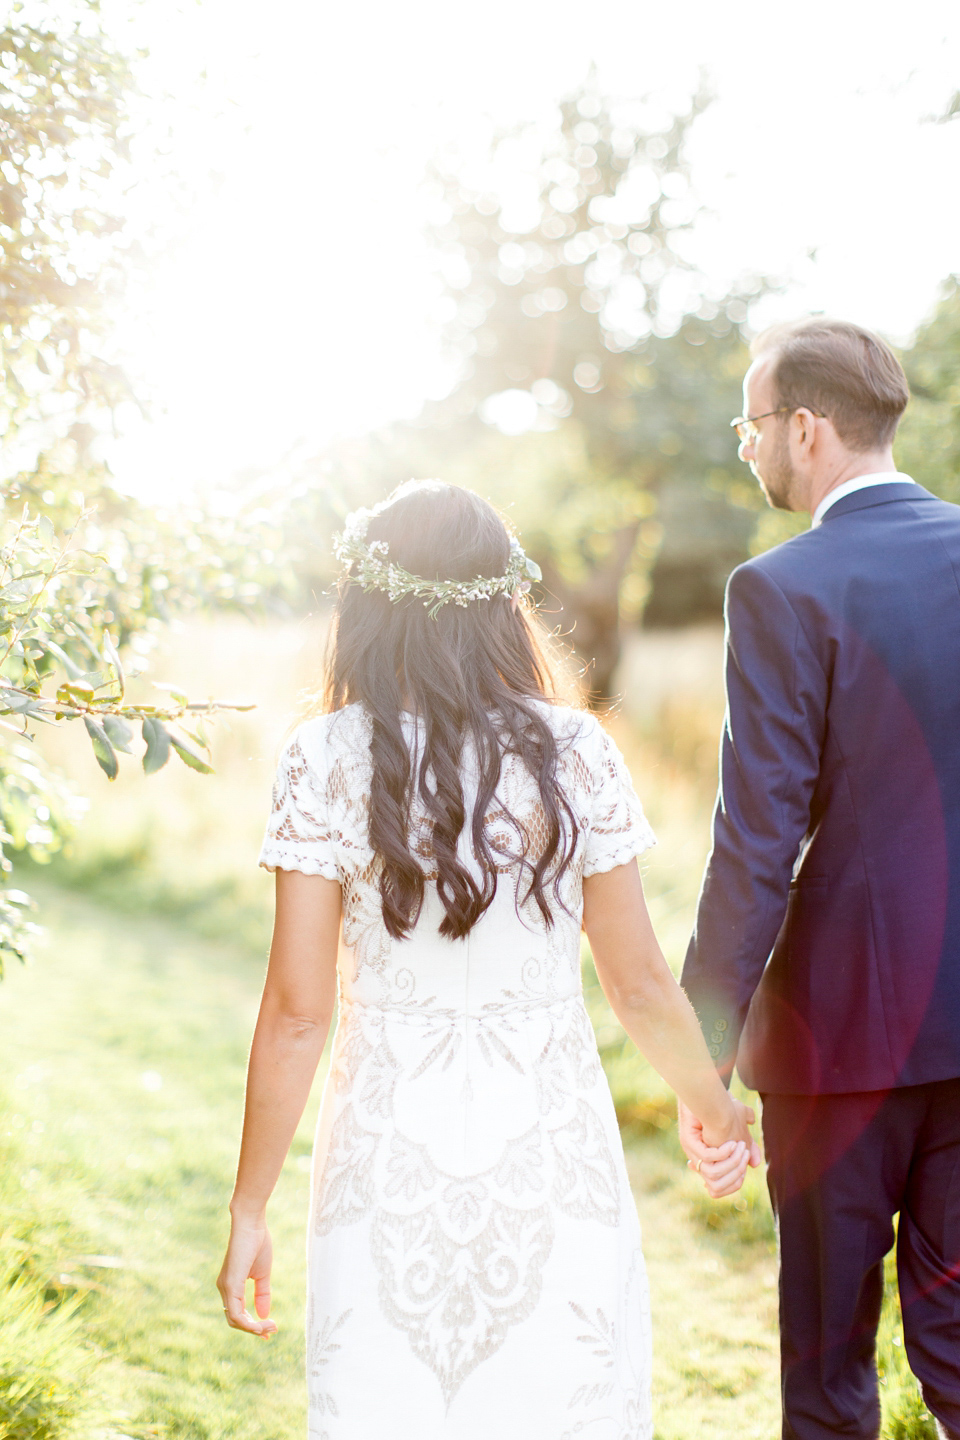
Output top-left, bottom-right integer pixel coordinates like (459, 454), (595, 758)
(101, 0), (960, 501)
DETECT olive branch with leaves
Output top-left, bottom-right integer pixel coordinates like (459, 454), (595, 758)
(0, 499), (258, 973)
(0, 503), (252, 781)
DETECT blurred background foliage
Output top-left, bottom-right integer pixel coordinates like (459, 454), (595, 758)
(289, 84), (764, 699)
(0, 1), (292, 968)
(897, 275), (960, 502)
(418, 83), (760, 685)
(0, 1), (134, 435)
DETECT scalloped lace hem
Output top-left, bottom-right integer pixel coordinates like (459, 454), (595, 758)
(259, 848), (339, 880)
(582, 830), (657, 879)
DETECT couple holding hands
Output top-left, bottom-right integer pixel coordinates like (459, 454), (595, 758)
(219, 318), (960, 1440)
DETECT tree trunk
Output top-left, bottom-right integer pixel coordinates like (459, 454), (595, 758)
(539, 522), (641, 708)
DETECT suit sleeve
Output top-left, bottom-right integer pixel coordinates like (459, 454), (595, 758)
(680, 560), (827, 1081)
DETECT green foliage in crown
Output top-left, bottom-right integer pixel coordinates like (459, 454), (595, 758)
(333, 504), (542, 619)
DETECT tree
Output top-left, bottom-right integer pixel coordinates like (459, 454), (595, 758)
(408, 81), (759, 698)
(0, 1), (142, 432)
(0, 3), (274, 972)
(896, 276), (960, 503)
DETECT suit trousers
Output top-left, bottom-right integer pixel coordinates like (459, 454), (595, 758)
(761, 1081), (960, 1440)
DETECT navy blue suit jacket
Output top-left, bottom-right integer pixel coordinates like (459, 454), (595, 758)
(680, 482), (960, 1094)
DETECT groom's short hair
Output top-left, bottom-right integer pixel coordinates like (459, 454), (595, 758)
(752, 318), (909, 452)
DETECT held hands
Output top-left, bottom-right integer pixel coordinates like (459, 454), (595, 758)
(217, 1212), (279, 1338)
(678, 1098), (763, 1199)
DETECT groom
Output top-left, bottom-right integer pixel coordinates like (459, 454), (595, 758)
(679, 318), (960, 1440)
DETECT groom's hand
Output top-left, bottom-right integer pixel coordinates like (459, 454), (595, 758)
(678, 1099), (762, 1199)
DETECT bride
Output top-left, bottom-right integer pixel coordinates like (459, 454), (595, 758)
(217, 480), (755, 1438)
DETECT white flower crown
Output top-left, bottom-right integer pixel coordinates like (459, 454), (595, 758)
(333, 502), (542, 619)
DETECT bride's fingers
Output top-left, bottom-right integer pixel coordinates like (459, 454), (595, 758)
(683, 1139), (738, 1179)
(687, 1138), (738, 1162)
(254, 1274), (272, 1320)
(706, 1162), (750, 1198)
(706, 1177), (746, 1199)
(699, 1153), (749, 1197)
(218, 1270), (278, 1337)
(222, 1293), (277, 1336)
(704, 1167), (747, 1197)
(232, 1308), (277, 1336)
(705, 1155), (750, 1197)
(694, 1141), (746, 1180)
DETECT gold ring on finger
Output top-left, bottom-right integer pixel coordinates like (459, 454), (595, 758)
(696, 1158), (703, 1173)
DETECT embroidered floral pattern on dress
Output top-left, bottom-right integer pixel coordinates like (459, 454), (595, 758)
(307, 1306), (352, 1439)
(373, 1200), (554, 1404)
(563, 1250), (654, 1440)
(259, 703), (655, 1436)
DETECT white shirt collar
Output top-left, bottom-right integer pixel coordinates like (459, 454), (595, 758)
(811, 473), (916, 528)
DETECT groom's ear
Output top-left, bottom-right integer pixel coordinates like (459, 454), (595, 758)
(792, 406), (819, 450)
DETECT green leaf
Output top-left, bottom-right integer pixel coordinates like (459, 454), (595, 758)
(40, 639), (83, 678)
(0, 687), (33, 714)
(57, 681), (94, 704)
(169, 733), (214, 774)
(37, 514), (55, 546)
(102, 714), (133, 753)
(153, 682), (188, 706)
(83, 716), (118, 780)
(1, 579), (33, 600)
(103, 630), (125, 696)
(141, 716), (170, 774)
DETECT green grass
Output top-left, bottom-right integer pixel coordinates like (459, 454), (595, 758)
(0, 878), (324, 1439)
(0, 619), (940, 1438)
(0, 1096), (97, 1440)
(877, 1247), (940, 1439)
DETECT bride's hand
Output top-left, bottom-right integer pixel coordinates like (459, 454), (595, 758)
(678, 1099), (762, 1199)
(217, 1212), (279, 1337)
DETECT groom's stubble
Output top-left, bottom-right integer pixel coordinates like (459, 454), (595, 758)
(755, 420), (800, 512)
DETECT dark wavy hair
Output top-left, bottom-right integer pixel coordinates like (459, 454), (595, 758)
(324, 481), (581, 941)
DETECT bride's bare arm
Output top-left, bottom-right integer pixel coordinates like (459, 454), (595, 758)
(582, 861), (758, 1195)
(218, 869), (340, 1334)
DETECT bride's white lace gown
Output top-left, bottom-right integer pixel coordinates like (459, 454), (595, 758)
(260, 702), (656, 1440)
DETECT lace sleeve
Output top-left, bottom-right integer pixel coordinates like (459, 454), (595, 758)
(583, 722), (656, 877)
(258, 733), (340, 879)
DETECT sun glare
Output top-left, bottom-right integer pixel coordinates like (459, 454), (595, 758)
(98, 0), (960, 504)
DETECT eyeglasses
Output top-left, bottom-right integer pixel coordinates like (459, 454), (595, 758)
(730, 405), (824, 444)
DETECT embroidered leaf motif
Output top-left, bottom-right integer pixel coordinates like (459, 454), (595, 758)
(484, 1028), (525, 1074)
(409, 1029), (459, 1080)
(551, 1101), (620, 1226)
(443, 1178), (488, 1235)
(314, 1110), (376, 1235)
(384, 1135), (437, 1201)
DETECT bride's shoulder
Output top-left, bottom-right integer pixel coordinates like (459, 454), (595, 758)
(287, 704), (371, 772)
(532, 699), (592, 737)
(534, 700), (602, 751)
